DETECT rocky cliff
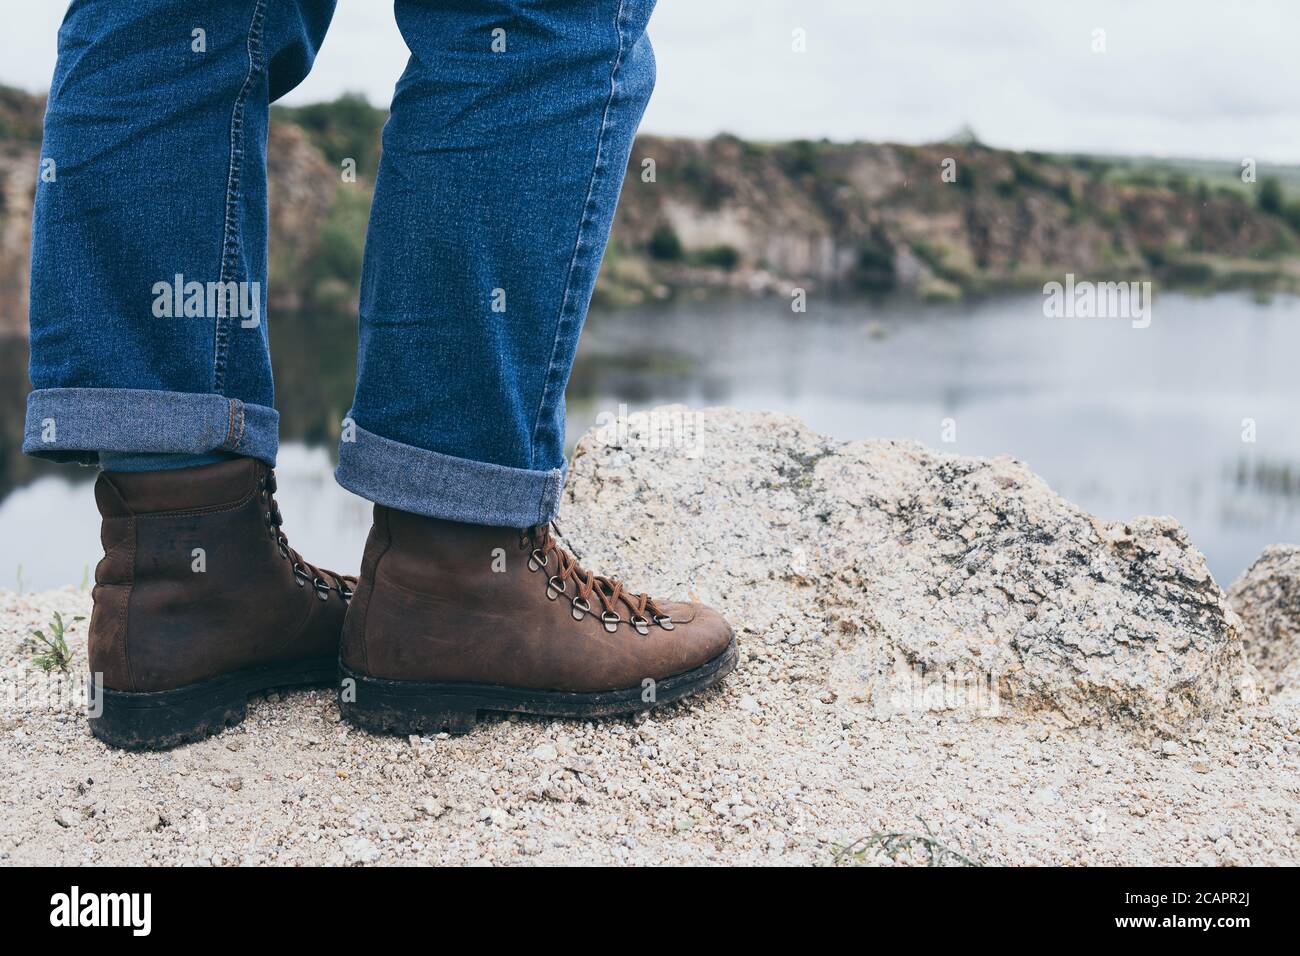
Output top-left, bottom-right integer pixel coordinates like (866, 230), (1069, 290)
(605, 136), (1300, 305)
(0, 88), (41, 334)
(4, 87), (1300, 333)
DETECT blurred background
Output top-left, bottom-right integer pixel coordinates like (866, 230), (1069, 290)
(2, 0), (1299, 590)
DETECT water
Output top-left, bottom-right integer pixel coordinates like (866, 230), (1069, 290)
(3, 291), (1298, 591)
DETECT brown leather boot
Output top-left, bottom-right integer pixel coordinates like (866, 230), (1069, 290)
(88, 458), (355, 750)
(339, 506), (737, 734)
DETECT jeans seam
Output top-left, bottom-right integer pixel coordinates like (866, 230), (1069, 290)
(536, 473), (548, 524)
(212, 0), (267, 396)
(221, 398), (246, 451)
(527, 0), (630, 468)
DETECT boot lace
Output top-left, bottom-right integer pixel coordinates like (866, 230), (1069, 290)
(520, 523), (675, 634)
(259, 470), (356, 603)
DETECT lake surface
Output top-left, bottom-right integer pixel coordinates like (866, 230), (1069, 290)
(3, 291), (1298, 591)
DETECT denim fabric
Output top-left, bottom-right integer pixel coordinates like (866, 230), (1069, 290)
(99, 451), (236, 473)
(24, 0), (656, 528)
(26, 388), (280, 463)
(24, 0), (329, 465)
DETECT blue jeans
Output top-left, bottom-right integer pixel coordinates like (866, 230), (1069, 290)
(23, 0), (655, 527)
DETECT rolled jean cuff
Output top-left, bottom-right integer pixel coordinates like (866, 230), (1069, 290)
(23, 388), (279, 467)
(335, 422), (565, 528)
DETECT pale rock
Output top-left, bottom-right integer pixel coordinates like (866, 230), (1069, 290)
(1227, 545), (1300, 693)
(564, 406), (1257, 734)
(55, 808), (79, 828)
(341, 837), (379, 864)
(530, 743), (559, 762)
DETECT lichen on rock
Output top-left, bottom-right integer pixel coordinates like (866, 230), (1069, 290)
(1228, 544), (1300, 697)
(563, 406), (1259, 734)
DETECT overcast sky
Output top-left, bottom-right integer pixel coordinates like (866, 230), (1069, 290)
(3, 1), (1297, 161)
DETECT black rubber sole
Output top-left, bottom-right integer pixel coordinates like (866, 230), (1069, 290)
(339, 637), (739, 736)
(89, 657), (337, 751)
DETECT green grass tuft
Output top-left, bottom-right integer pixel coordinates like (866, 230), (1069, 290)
(833, 817), (980, 867)
(22, 611), (83, 674)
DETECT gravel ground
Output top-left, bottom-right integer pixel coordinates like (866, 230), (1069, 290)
(2, 585), (1297, 866)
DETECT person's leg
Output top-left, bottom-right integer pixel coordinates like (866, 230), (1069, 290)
(338, 0), (736, 735)
(24, 0), (352, 749)
(24, 0), (326, 466)
(336, 0), (658, 527)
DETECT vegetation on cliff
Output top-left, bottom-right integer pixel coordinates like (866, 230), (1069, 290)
(3, 88), (1300, 334)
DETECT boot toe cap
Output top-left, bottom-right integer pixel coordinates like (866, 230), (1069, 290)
(665, 601), (734, 673)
